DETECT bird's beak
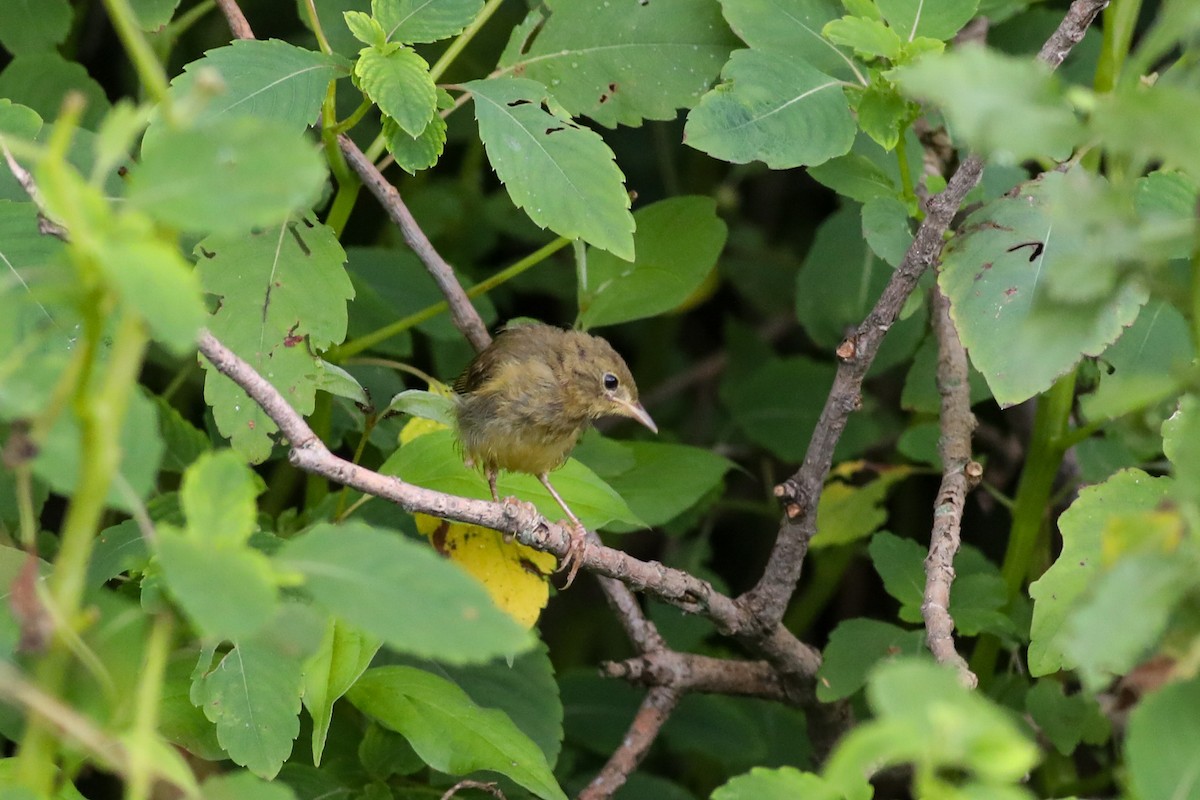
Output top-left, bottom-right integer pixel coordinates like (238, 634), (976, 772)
(614, 398), (658, 434)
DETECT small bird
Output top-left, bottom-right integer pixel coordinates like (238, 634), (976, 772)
(453, 323), (657, 585)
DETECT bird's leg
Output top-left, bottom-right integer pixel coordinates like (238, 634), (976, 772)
(537, 473), (589, 589)
(486, 467), (500, 503)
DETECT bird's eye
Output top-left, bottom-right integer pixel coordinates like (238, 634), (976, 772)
(603, 372), (619, 390)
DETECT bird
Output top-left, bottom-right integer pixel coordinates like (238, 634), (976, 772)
(453, 323), (657, 586)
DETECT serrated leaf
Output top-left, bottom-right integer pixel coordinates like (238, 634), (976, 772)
(345, 10), (387, 47)
(275, 521), (532, 662)
(578, 196), (727, 328)
(1025, 680), (1110, 756)
(500, 0), (736, 128)
(355, 45), (437, 136)
(373, 0), (483, 44)
(939, 171), (1149, 407)
(180, 450), (265, 545)
(877, 0), (978, 41)
(129, 117), (327, 234)
(685, 48), (855, 168)
(382, 110), (446, 173)
(200, 772), (298, 800)
(1028, 469), (1173, 676)
(347, 666), (568, 800)
(465, 77), (634, 260)
(857, 82), (909, 150)
(156, 39), (341, 133)
(383, 429), (641, 529)
(197, 219), (353, 463)
(717, 0), (864, 83)
(130, 0), (180, 30)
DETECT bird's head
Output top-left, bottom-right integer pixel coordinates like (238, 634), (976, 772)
(564, 332), (658, 434)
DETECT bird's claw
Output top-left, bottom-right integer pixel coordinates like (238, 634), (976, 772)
(556, 521), (589, 589)
(499, 496), (539, 542)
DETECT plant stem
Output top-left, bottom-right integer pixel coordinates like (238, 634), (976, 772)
(17, 311), (149, 791)
(429, 0), (507, 83)
(301, 0), (333, 55)
(124, 614), (174, 800)
(1094, 0), (1143, 92)
(102, 0), (171, 109)
(329, 236), (569, 360)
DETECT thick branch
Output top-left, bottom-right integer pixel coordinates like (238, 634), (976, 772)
(214, 0), (254, 39)
(740, 0), (1109, 631)
(601, 653), (787, 701)
(577, 687), (680, 800)
(922, 290), (979, 688)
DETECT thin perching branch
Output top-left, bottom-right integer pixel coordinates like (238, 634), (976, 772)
(577, 686), (681, 800)
(739, 0), (1109, 632)
(923, 290), (981, 688)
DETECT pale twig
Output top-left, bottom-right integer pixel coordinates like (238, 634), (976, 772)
(577, 686), (680, 800)
(440, 779), (506, 800)
(601, 652), (788, 701)
(922, 290), (980, 688)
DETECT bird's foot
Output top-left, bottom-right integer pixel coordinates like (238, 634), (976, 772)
(499, 496), (539, 543)
(556, 521), (590, 589)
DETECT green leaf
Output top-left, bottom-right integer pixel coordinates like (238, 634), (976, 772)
(0, 0), (72, 56)
(276, 521), (532, 662)
(856, 82), (909, 150)
(795, 204), (890, 348)
(876, 0), (978, 41)
(812, 467), (915, 548)
(1081, 300), (1195, 421)
(373, 0), (483, 44)
(129, 117), (327, 234)
(861, 196), (913, 267)
(347, 666), (568, 800)
(712, 767), (842, 800)
(465, 77), (634, 260)
(160, 651), (224, 761)
(1024, 680), (1109, 756)
(578, 439), (735, 529)
(303, 620), (382, 764)
(130, 0), (180, 30)
(823, 16), (901, 60)
(0, 53), (111, 130)
(385, 389), (457, 427)
(1092, 83), (1200, 178)
(578, 196), (728, 329)
(157, 39), (341, 133)
(34, 388), (163, 513)
(1126, 676), (1200, 800)
(180, 450), (265, 545)
(155, 396), (211, 473)
(717, 0), (864, 83)
(500, 0), (737, 128)
(868, 531), (924, 619)
(383, 429), (642, 529)
(354, 45), (437, 136)
(0, 99), (43, 139)
(383, 108), (446, 174)
(345, 10), (387, 48)
(807, 152), (897, 203)
(197, 219), (353, 463)
(1062, 552), (1193, 690)
(894, 47), (1081, 163)
(901, 334), (992, 413)
(390, 640), (563, 766)
(158, 528), (279, 640)
(939, 171), (1149, 407)
(201, 772), (297, 800)
(817, 618), (925, 701)
(1164, 393), (1200, 507)
(721, 356), (833, 461)
(1028, 469), (1173, 676)
(685, 48), (855, 169)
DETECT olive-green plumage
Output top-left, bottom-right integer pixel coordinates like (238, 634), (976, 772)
(454, 323), (656, 482)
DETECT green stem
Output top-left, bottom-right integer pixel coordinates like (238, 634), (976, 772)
(969, 371), (1077, 682)
(329, 236), (570, 360)
(1094, 0), (1144, 93)
(301, 0), (334, 55)
(101, 0), (171, 109)
(330, 100), (373, 135)
(164, 0), (216, 43)
(429, 0), (507, 83)
(123, 614), (174, 800)
(321, 84), (362, 238)
(17, 311), (149, 791)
